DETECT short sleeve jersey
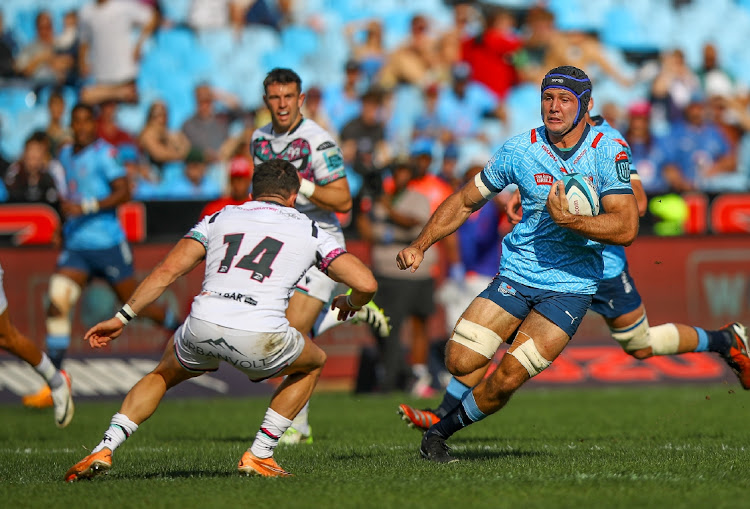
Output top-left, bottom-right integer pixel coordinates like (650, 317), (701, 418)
(591, 117), (638, 279)
(480, 124), (633, 294)
(185, 201), (346, 332)
(251, 119), (346, 242)
(58, 140), (126, 250)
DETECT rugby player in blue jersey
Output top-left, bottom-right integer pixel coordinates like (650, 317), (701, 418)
(396, 66), (640, 462)
(398, 96), (750, 443)
(23, 104), (180, 408)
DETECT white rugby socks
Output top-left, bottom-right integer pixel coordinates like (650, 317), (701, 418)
(92, 413), (139, 453)
(33, 353), (63, 389)
(250, 408), (293, 459)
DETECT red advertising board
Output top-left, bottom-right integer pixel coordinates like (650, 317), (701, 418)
(1, 236), (748, 389)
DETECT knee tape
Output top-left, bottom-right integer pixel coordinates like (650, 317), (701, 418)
(610, 313), (650, 353)
(450, 318), (503, 359)
(648, 323), (680, 355)
(509, 334), (551, 377)
(46, 275), (81, 336)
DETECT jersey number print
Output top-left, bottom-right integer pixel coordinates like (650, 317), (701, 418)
(218, 234), (284, 282)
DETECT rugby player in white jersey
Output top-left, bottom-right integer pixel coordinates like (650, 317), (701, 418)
(64, 159), (377, 480)
(252, 68), (389, 444)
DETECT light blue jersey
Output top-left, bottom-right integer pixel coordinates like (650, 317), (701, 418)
(591, 117), (638, 279)
(59, 140), (126, 250)
(480, 124), (633, 294)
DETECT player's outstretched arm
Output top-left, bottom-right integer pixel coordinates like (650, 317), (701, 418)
(300, 178), (352, 213)
(83, 238), (206, 348)
(326, 253), (378, 321)
(397, 180), (487, 272)
(546, 181), (639, 246)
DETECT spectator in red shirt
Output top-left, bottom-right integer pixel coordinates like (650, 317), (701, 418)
(97, 100), (135, 148)
(198, 157), (253, 219)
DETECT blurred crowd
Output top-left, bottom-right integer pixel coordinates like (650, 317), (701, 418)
(1, 0), (750, 210)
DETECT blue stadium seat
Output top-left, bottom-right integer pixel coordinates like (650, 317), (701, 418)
(281, 25), (320, 57)
(161, 0), (192, 25)
(240, 25), (281, 55)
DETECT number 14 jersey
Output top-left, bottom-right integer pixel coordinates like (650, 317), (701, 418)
(184, 201), (346, 332)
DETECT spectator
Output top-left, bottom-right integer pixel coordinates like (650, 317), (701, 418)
(117, 145), (160, 200)
(163, 148), (221, 199)
(138, 101), (191, 169)
(413, 83), (444, 142)
(356, 159), (434, 394)
(650, 48), (702, 126)
(4, 135), (61, 213)
(55, 10), (81, 86)
(188, 0), (231, 31)
(79, 0), (159, 105)
(625, 102), (671, 194)
(97, 100), (136, 148)
(0, 10), (17, 78)
(697, 43), (735, 95)
(547, 29), (632, 87)
(198, 157), (252, 218)
(662, 94), (736, 192)
(460, 6), (522, 99)
(46, 90), (73, 156)
(379, 14), (444, 89)
(346, 19), (386, 86)
(26, 131), (66, 196)
(15, 11), (75, 88)
(181, 83), (240, 163)
(438, 2), (480, 69)
(323, 60), (364, 133)
(407, 139), (454, 214)
(301, 86), (334, 135)
(514, 6), (557, 84)
(436, 62), (502, 142)
(230, 0), (288, 32)
(340, 89), (390, 199)
(218, 115), (255, 162)
(437, 144), (461, 190)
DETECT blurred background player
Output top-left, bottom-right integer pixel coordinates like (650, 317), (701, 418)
(0, 261), (73, 428)
(251, 68), (390, 444)
(64, 159), (377, 480)
(22, 103), (181, 408)
(398, 97), (750, 435)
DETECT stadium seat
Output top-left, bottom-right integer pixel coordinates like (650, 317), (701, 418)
(281, 25), (320, 57)
(161, 0), (192, 25)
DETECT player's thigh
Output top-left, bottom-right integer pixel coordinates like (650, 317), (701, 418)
(153, 336), (202, 388)
(605, 303), (646, 330)
(287, 290), (326, 334)
(278, 333), (326, 377)
(513, 309), (571, 361)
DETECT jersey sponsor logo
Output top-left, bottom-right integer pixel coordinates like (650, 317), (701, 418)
(615, 151), (630, 183)
(534, 173), (554, 185)
(323, 148), (343, 172)
(573, 148), (587, 165)
(316, 141), (335, 151)
(498, 282), (517, 296)
(216, 292), (258, 306)
(541, 144), (558, 162)
(197, 337), (247, 356)
(253, 138), (314, 180)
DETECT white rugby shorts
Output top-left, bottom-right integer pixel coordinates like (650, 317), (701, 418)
(294, 265), (338, 303)
(173, 315), (305, 381)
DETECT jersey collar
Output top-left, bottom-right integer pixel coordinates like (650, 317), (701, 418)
(545, 123), (591, 161)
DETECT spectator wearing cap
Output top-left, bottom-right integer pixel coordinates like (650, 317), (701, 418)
(437, 144), (461, 190)
(324, 60), (365, 133)
(407, 139), (453, 214)
(435, 62), (503, 143)
(162, 148), (222, 199)
(413, 83), (445, 143)
(661, 93), (737, 192)
(198, 157), (253, 219)
(340, 89), (390, 199)
(625, 102), (672, 195)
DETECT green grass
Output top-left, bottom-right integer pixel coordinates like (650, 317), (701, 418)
(1, 385), (749, 508)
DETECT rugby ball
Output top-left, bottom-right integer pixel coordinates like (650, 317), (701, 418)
(562, 173), (599, 216)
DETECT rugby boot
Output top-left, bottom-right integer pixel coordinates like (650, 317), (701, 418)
(279, 425), (313, 445)
(721, 322), (750, 389)
(398, 404), (440, 433)
(64, 448), (112, 482)
(352, 298), (392, 338)
(420, 433), (458, 463)
(22, 385), (53, 408)
(238, 451), (292, 477)
(51, 370), (74, 428)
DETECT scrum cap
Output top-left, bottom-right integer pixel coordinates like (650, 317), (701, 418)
(541, 66), (592, 128)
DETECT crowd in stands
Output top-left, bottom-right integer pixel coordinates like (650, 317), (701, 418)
(2, 0), (750, 213)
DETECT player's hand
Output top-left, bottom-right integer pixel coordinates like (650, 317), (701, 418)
(506, 189), (522, 224)
(84, 317), (125, 348)
(396, 246), (424, 273)
(330, 294), (359, 321)
(61, 199), (83, 218)
(546, 181), (572, 226)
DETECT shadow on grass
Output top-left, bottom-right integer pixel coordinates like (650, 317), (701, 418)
(455, 448), (542, 461)
(128, 469), (240, 480)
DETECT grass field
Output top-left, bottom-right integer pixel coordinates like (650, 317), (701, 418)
(1, 385), (749, 509)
